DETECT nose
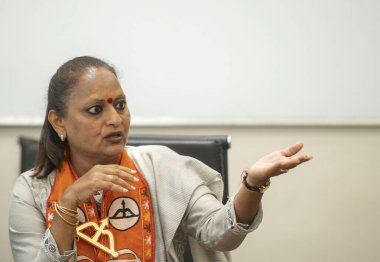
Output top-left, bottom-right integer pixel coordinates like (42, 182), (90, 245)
(105, 106), (122, 127)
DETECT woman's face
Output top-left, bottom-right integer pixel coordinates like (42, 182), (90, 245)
(62, 67), (130, 162)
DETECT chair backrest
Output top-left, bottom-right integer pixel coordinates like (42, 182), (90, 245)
(19, 135), (230, 203)
(127, 135), (230, 203)
(19, 137), (39, 174)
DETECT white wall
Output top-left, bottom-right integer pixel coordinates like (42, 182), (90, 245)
(1, 0), (380, 125)
(2, 125), (380, 262)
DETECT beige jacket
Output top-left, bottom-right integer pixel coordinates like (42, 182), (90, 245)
(9, 145), (263, 262)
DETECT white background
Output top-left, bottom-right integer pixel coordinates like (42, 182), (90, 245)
(1, 0), (380, 125)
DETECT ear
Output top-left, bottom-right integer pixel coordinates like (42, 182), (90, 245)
(48, 110), (66, 140)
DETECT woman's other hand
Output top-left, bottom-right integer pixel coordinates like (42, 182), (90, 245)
(60, 165), (139, 208)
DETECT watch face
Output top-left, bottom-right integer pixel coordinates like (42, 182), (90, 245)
(260, 181), (271, 193)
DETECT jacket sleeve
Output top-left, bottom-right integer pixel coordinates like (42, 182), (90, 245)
(182, 184), (263, 252)
(9, 174), (76, 262)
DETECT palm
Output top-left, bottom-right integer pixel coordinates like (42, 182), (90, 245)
(247, 142), (312, 183)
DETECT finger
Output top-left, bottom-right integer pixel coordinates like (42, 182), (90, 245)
(116, 165), (137, 174)
(281, 142), (304, 157)
(98, 180), (130, 193)
(101, 166), (140, 183)
(105, 174), (136, 191)
(299, 154), (313, 162)
(279, 154), (312, 170)
(106, 164), (137, 175)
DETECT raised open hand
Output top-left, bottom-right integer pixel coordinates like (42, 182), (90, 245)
(246, 142), (312, 185)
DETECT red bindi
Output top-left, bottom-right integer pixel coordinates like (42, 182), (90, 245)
(107, 97), (113, 104)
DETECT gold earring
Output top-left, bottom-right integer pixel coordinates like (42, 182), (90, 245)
(60, 134), (65, 142)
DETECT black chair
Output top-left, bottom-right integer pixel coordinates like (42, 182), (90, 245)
(19, 134), (231, 261)
(19, 137), (40, 174)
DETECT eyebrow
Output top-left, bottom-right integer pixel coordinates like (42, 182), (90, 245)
(113, 94), (126, 101)
(86, 94), (126, 104)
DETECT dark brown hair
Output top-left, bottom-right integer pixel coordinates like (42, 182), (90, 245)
(33, 56), (117, 178)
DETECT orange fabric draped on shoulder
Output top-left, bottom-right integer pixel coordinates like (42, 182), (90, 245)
(46, 149), (155, 262)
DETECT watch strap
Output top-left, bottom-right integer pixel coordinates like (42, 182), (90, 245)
(242, 170), (270, 193)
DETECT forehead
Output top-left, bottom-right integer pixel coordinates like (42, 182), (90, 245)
(69, 67), (123, 101)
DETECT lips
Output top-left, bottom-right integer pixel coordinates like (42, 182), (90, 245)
(104, 131), (124, 143)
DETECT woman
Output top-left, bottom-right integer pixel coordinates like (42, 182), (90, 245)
(9, 56), (312, 262)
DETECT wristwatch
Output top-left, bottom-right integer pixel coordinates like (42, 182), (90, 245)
(242, 170), (271, 193)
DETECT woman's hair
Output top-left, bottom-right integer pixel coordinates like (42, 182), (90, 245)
(33, 56), (117, 178)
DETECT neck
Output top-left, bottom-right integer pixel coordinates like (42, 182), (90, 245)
(68, 150), (119, 177)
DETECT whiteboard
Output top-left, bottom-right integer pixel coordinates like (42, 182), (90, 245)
(1, 0), (380, 126)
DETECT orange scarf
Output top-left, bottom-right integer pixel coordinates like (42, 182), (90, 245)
(46, 149), (155, 262)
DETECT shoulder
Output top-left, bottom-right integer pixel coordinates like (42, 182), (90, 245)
(17, 169), (55, 191)
(127, 145), (215, 173)
(127, 145), (222, 192)
(14, 170), (40, 196)
(127, 144), (179, 157)
(127, 145), (187, 167)
(12, 169), (55, 209)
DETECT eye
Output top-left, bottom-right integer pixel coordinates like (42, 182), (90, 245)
(115, 100), (126, 112)
(87, 105), (103, 115)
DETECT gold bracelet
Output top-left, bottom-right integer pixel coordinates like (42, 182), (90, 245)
(54, 203), (79, 227)
(56, 203), (78, 217)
